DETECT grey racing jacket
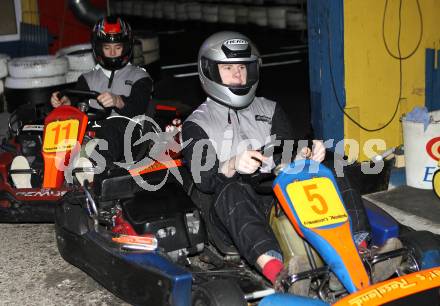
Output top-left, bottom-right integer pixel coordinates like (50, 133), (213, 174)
(74, 64), (152, 118)
(182, 97), (297, 194)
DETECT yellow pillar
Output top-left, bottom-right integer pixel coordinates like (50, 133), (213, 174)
(344, 0), (440, 161)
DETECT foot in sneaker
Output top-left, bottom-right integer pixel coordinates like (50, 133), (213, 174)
(74, 157), (94, 186)
(372, 237), (403, 283)
(10, 156), (32, 189)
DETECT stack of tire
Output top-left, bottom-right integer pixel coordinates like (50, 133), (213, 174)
(176, 3), (188, 22)
(132, 40), (145, 67)
(202, 4), (219, 23)
(187, 3), (202, 22)
(142, 2), (155, 18)
(235, 6), (249, 25)
(57, 44), (96, 84)
(5, 55), (68, 114)
(135, 32), (161, 81)
(218, 5), (236, 24)
(268, 7), (288, 30)
(248, 7), (268, 27)
(163, 2), (176, 20)
(286, 7), (307, 31)
(0, 54), (10, 112)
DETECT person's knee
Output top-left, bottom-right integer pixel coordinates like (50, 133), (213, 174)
(213, 181), (255, 215)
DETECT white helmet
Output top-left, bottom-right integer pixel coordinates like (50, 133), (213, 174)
(198, 31), (261, 109)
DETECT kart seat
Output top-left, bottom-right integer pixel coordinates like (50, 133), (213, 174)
(95, 166), (139, 201)
(121, 170), (207, 252)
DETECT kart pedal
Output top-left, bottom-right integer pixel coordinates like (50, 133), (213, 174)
(74, 157), (94, 186)
(10, 156), (32, 189)
(200, 246), (226, 268)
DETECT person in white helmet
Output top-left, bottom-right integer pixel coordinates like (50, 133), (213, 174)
(182, 32), (402, 293)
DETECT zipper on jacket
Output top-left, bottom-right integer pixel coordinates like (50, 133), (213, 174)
(108, 70), (115, 88)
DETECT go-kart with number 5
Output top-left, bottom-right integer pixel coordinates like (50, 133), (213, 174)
(54, 140), (440, 305)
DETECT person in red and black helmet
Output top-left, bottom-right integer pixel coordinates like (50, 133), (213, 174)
(50, 16), (152, 165)
(91, 16), (133, 71)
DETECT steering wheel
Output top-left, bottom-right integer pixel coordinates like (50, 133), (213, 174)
(242, 139), (313, 194)
(58, 89), (111, 122)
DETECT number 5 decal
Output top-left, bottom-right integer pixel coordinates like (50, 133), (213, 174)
(303, 183), (328, 215)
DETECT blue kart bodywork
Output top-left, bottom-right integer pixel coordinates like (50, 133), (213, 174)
(55, 160), (440, 305)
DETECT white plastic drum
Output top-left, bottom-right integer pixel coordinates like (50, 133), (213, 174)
(0, 80), (4, 95)
(5, 75), (66, 89)
(219, 6), (236, 24)
(0, 54), (10, 79)
(8, 56), (68, 78)
(202, 4), (219, 23)
(248, 7), (267, 26)
(268, 7), (287, 29)
(402, 110), (440, 189)
(187, 3), (202, 20)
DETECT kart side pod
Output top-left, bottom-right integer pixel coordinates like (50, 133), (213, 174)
(273, 160), (370, 293)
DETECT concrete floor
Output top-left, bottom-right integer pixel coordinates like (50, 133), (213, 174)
(0, 112), (127, 305)
(0, 224), (128, 306)
(0, 18), (438, 303)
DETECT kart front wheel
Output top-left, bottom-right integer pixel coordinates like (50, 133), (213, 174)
(192, 280), (246, 306)
(400, 230), (440, 270)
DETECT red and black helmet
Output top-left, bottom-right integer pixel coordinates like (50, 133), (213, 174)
(91, 16), (133, 71)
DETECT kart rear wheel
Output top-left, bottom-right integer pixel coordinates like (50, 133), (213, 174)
(192, 280), (246, 306)
(433, 169), (440, 199)
(400, 230), (440, 269)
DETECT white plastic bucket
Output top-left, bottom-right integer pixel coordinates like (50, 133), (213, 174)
(402, 110), (440, 189)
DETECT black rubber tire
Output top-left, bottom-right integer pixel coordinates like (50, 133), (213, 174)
(4, 82), (74, 114)
(400, 230), (440, 268)
(192, 280), (246, 306)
